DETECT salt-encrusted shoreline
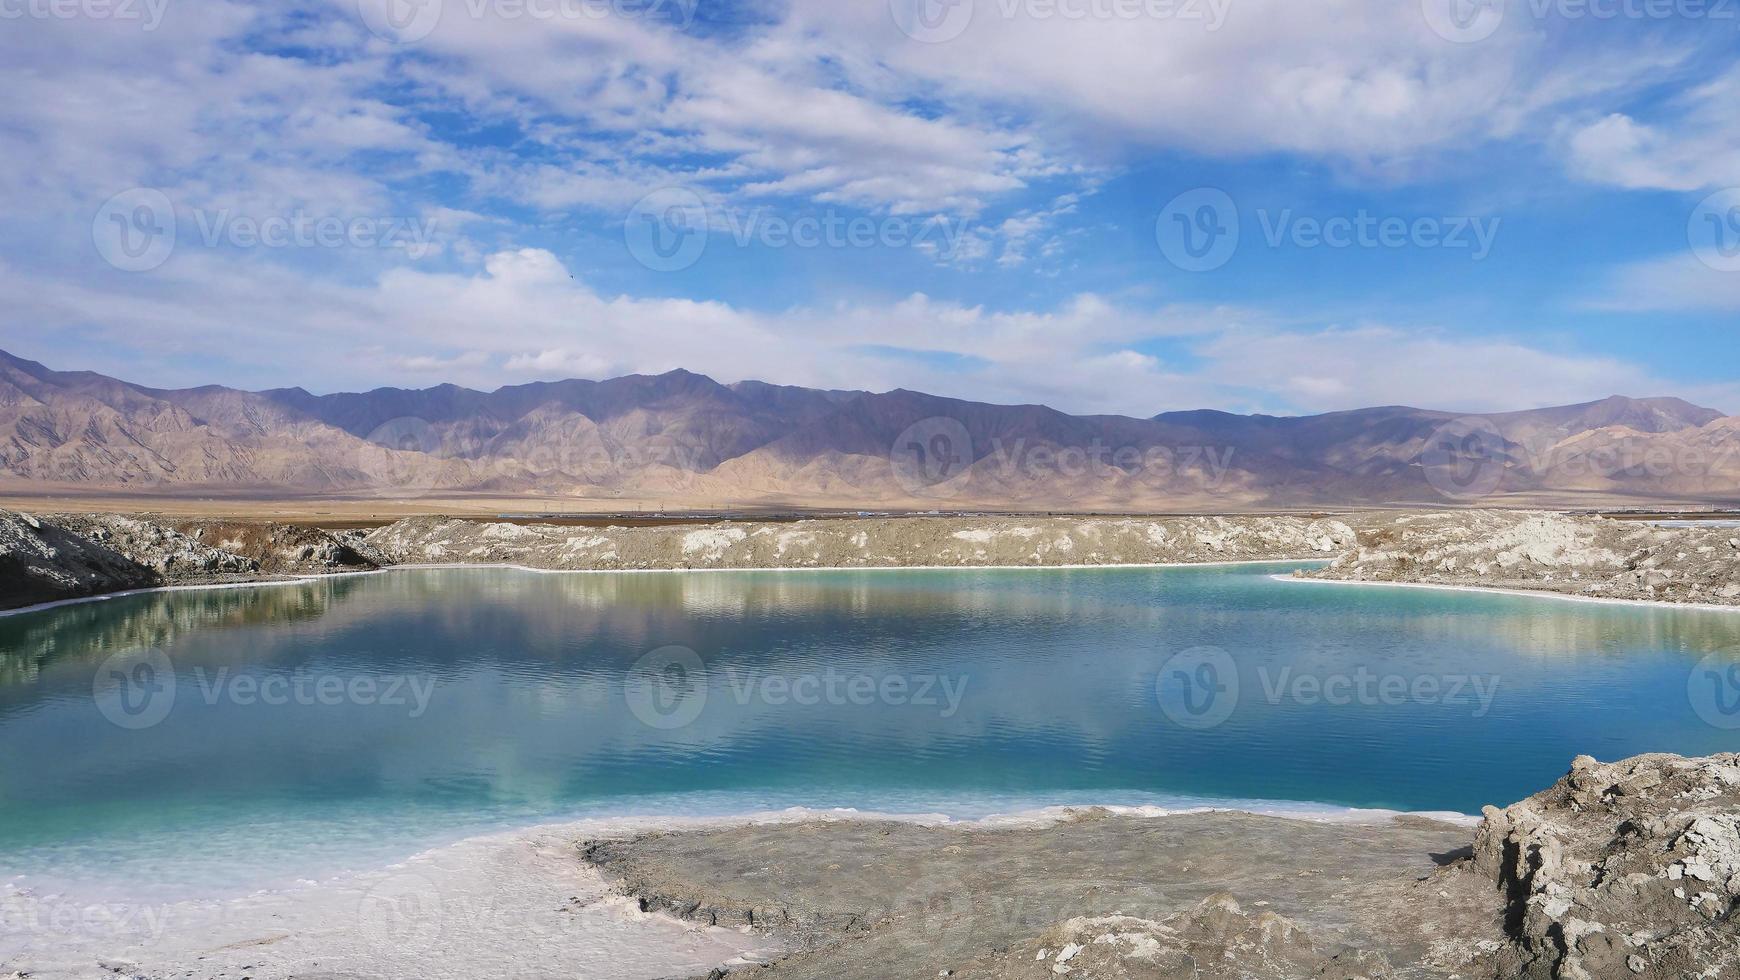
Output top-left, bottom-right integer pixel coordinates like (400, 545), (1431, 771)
(1275, 572), (1740, 612)
(1302, 509), (1740, 608)
(0, 510), (1359, 611)
(0, 557), (1331, 620)
(25, 752), (1735, 980)
(0, 797), (1478, 980)
(7, 507), (1740, 612)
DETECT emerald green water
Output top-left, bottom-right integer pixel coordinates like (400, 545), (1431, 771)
(1, 564), (1736, 900)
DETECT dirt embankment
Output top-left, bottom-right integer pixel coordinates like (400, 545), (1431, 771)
(360, 514), (1358, 571)
(0, 511), (386, 610)
(0, 510), (1358, 611)
(579, 753), (1740, 980)
(7, 508), (1740, 612)
(1302, 510), (1740, 606)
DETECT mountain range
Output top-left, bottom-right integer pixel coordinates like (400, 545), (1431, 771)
(3, 348), (1736, 510)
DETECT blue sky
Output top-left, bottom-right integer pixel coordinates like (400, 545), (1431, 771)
(1, 0), (1737, 417)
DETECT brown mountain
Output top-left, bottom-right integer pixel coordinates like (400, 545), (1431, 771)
(1, 348), (1735, 510)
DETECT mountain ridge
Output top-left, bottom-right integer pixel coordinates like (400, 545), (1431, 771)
(1, 348), (1734, 509)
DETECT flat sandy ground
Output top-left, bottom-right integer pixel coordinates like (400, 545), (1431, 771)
(580, 809), (1505, 980)
(13, 808), (1503, 980)
(0, 489), (1347, 525)
(0, 490), (778, 524)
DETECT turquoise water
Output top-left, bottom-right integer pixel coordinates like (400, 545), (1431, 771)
(2, 564), (1737, 900)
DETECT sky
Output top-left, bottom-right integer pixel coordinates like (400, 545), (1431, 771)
(1, 0), (1738, 418)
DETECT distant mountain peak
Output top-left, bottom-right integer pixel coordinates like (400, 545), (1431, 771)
(0, 347), (1732, 508)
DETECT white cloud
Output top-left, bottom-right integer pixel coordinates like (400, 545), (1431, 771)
(782, 0), (1666, 174)
(1193, 325), (1666, 414)
(1564, 67), (1740, 191)
(4, 247), (1714, 416)
(0, 0), (1731, 423)
(1593, 253), (1740, 312)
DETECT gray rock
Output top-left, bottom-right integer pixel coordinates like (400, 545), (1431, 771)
(0, 509), (158, 609)
(1473, 753), (1740, 979)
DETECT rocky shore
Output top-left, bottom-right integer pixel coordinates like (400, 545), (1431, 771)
(4, 507), (1739, 612)
(40, 754), (1737, 980)
(1302, 510), (1740, 606)
(578, 753), (1739, 980)
(361, 513), (1359, 571)
(0, 510), (387, 610)
(0, 510), (1359, 611)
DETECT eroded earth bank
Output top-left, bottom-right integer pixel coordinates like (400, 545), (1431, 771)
(4, 508), (1739, 612)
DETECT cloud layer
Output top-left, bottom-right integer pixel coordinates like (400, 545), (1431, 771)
(1, 0), (1734, 416)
